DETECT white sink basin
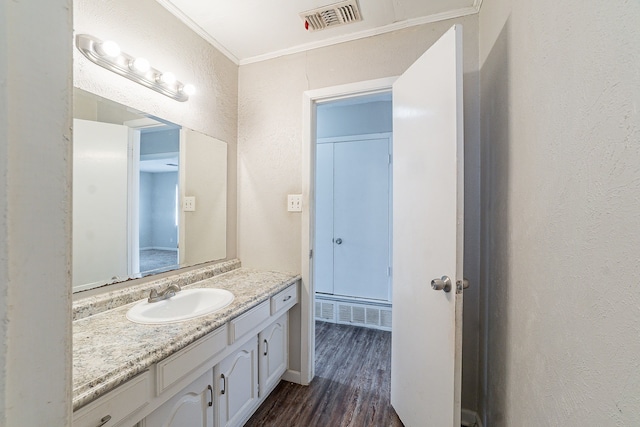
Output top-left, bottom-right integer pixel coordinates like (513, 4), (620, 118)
(126, 288), (234, 325)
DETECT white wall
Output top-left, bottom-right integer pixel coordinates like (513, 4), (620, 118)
(479, 0), (640, 425)
(0, 1), (72, 425)
(74, 0), (238, 260)
(238, 16), (482, 410)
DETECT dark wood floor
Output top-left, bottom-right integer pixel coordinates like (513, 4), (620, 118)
(245, 321), (404, 427)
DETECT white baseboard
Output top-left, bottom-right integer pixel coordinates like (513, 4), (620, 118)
(140, 246), (178, 251)
(281, 369), (302, 384)
(461, 408), (483, 427)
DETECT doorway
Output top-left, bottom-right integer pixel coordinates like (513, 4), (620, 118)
(300, 77), (397, 384)
(137, 127), (180, 276)
(313, 93), (393, 331)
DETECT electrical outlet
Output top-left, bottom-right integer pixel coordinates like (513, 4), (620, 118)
(287, 194), (302, 212)
(183, 196), (196, 212)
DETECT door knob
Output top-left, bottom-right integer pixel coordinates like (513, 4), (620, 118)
(431, 276), (452, 292)
(335, 238), (343, 245)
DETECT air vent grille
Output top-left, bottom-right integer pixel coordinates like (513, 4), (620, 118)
(301, 0), (362, 32)
(316, 295), (391, 331)
(315, 301), (336, 320)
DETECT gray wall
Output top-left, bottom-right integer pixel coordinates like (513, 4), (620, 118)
(140, 172), (153, 248)
(317, 100), (392, 139)
(479, 0), (640, 424)
(140, 128), (180, 155)
(140, 172), (178, 249)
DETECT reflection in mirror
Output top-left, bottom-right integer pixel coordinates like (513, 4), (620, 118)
(72, 88), (227, 292)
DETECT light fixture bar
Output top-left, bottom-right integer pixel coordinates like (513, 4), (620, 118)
(75, 34), (193, 102)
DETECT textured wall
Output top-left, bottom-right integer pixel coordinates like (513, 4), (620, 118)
(0, 1), (72, 425)
(479, 0), (640, 425)
(238, 16), (482, 410)
(74, 0), (238, 260)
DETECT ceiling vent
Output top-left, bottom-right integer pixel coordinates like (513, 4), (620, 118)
(300, 0), (362, 32)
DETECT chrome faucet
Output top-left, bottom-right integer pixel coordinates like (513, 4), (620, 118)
(148, 283), (182, 303)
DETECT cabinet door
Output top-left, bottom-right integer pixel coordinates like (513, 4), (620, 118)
(214, 337), (259, 427)
(144, 371), (213, 427)
(259, 314), (288, 397)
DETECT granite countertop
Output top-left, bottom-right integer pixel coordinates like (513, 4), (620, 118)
(73, 268), (300, 411)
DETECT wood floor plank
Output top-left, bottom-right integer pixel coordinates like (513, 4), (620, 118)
(245, 322), (404, 427)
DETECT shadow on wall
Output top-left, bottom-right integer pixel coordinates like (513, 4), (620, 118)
(480, 18), (511, 426)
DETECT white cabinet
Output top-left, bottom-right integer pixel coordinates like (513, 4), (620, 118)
(79, 283), (299, 427)
(73, 371), (151, 427)
(143, 371), (213, 427)
(258, 314), (288, 397)
(214, 337), (259, 427)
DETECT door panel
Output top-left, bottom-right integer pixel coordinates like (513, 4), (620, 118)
(143, 371), (213, 427)
(333, 138), (391, 300)
(73, 119), (129, 288)
(314, 143), (335, 294)
(391, 24), (464, 427)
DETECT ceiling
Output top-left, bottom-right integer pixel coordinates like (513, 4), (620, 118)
(155, 0), (481, 65)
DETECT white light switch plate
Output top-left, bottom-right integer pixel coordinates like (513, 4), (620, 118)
(287, 194), (302, 212)
(183, 196), (196, 211)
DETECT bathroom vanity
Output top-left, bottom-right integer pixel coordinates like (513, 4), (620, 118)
(72, 261), (300, 427)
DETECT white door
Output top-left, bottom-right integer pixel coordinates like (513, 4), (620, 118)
(215, 338), (259, 427)
(143, 370), (213, 427)
(314, 135), (391, 300)
(258, 314), (288, 396)
(73, 119), (129, 288)
(391, 24), (464, 427)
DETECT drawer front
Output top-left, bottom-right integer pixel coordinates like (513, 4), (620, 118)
(229, 301), (270, 344)
(73, 371), (150, 427)
(270, 284), (298, 315)
(156, 325), (227, 395)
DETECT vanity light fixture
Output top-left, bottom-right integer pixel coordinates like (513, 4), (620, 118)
(75, 34), (195, 102)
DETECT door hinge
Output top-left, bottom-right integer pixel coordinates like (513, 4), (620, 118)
(309, 249), (313, 259)
(388, 154), (392, 165)
(388, 266), (392, 276)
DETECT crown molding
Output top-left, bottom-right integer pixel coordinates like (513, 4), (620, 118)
(155, 0), (240, 65)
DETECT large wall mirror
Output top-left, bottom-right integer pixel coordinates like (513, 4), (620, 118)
(73, 88), (227, 292)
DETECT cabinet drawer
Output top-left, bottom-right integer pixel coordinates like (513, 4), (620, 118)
(270, 284), (298, 315)
(229, 301), (270, 344)
(156, 325), (227, 395)
(73, 371), (150, 427)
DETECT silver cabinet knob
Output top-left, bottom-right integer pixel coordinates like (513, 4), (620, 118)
(335, 238), (343, 245)
(431, 276), (452, 293)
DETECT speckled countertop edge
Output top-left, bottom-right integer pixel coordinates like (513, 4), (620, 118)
(73, 259), (241, 320)
(73, 267), (301, 411)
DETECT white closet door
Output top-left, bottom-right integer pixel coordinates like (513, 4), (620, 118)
(314, 135), (391, 301)
(333, 136), (391, 301)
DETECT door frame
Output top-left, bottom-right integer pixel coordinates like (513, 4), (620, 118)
(300, 77), (397, 384)
(123, 118), (178, 278)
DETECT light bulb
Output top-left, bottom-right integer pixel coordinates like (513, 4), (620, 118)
(159, 72), (176, 85)
(182, 84), (196, 96)
(130, 57), (150, 73)
(97, 40), (120, 57)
